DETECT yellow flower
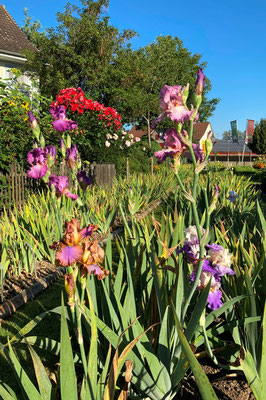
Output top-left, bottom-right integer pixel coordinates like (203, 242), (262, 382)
(12, 68), (18, 74)
(24, 117), (29, 122)
(8, 100), (14, 106)
(21, 101), (29, 110)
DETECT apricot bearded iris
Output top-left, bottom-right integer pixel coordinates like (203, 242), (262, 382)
(51, 219), (109, 280)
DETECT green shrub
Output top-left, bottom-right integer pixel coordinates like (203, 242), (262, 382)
(91, 138), (162, 176)
(207, 161), (226, 172)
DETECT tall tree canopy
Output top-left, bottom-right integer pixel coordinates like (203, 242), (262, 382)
(248, 119), (266, 154)
(23, 0), (219, 127)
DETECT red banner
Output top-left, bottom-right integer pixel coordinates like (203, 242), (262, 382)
(246, 119), (255, 143)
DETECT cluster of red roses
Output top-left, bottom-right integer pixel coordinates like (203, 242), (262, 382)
(50, 87), (122, 131)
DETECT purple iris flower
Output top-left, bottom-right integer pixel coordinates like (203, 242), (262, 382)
(46, 145), (56, 160)
(154, 128), (186, 164)
(195, 69), (205, 96)
(50, 105), (66, 119)
(207, 244), (235, 278)
(87, 264), (105, 277)
(50, 105), (78, 132)
(152, 85), (192, 128)
(207, 289), (223, 310)
(184, 143), (205, 163)
(178, 226), (235, 311)
(206, 243), (223, 253)
(77, 171), (92, 190)
(66, 145), (78, 170)
(56, 244), (83, 266)
(48, 175), (78, 200)
(28, 111), (38, 129)
(46, 145), (57, 167)
(27, 147), (48, 179)
(177, 239), (201, 264)
(191, 260), (223, 310)
(228, 191), (239, 203)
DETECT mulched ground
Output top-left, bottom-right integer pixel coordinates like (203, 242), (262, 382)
(180, 361), (255, 399)
(0, 260), (58, 304)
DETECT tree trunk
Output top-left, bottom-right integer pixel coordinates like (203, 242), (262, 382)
(147, 114), (153, 176)
(126, 157), (130, 181)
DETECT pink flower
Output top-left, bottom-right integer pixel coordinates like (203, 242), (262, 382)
(27, 147), (48, 179)
(50, 105), (78, 132)
(154, 128), (186, 163)
(195, 69), (205, 96)
(48, 175), (78, 200)
(152, 85), (192, 128)
(56, 244), (83, 266)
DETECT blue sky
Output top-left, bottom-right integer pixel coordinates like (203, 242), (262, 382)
(2, 0), (266, 137)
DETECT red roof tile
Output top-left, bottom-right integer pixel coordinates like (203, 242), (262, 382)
(129, 125), (148, 138)
(193, 122), (212, 140)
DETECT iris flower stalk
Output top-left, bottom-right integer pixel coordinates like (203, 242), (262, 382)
(164, 71), (218, 320)
(176, 122), (207, 319)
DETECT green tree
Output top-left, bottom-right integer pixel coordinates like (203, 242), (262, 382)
(24, 2), (218, 128)
(102, 35), (219, 142)
(222, 130), (245, 140)
(21, 8), (45, 46)
(24, 0), (136, 99)
(248, 119), (266, 154)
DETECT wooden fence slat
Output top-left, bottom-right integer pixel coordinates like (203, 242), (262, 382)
(0, 163), (116, 212)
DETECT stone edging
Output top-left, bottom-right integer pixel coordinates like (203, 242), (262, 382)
(0, 266), (66, 320)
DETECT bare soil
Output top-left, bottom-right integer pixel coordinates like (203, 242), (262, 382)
(180, 360), (255, 399)
(0, 260), (58, 304)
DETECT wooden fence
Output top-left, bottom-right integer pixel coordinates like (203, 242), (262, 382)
(0, 163), (116, 211)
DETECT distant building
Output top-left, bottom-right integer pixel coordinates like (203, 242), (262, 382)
(129, 125), (162, 145)
(193, 121), (213, 152)
(0, 5), (37, 86)
(130, 121), (214, 151)
(210, 139), (258, 165)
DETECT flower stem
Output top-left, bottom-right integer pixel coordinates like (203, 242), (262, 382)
(75, 297), (88, 380)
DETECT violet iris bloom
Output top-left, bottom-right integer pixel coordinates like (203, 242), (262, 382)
(154, 128), (185, 164)
(50, 105), (78, 132)
(195, 69), (205, 96)
(152, 85), (192, 128)
(178, 226), (235, 310)
(56, 244), (83, 266)
(77, 171), (92, 190)
(46, 145), (57, 167)
(48, 175), (78, 200)
(228, 191), (239, 203)
(66, 145), (78, 169)
(27, 147), (48, 179)
(28, 111), (38, 129)
(84, 264), (109, 280)
(184, 143), (205, 163)
(191, 260), (223, 310)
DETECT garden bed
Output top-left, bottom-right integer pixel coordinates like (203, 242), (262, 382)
(181, 361), (255, 399)
(0, 261), (65, 319)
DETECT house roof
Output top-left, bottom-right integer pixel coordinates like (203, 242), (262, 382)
(0, 5), (37, 57)
(129, 125), (148, 138)
(193, 122), (212, 141)
(212, 139), (253, 154)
